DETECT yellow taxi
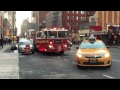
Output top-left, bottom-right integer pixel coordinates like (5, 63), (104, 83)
(76, 34), (112, 68)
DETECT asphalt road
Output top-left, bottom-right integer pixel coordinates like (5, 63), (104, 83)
(19, 45), (120, 79)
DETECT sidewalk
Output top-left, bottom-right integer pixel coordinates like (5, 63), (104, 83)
(0, 44), (19, 79)
(0, 45), (11, 53)
(0, 53), (19, 79)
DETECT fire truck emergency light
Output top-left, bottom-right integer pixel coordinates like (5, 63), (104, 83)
(62, 28), (65, 30)
(53, 28), (57, 30)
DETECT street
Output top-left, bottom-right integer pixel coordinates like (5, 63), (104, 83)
(19, 45), (120, 79)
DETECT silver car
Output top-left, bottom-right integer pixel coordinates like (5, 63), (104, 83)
(17, 39), (35, 54)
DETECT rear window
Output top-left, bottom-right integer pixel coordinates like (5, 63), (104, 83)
(20, 41), (32, 45)
(79, 41), (106, 49)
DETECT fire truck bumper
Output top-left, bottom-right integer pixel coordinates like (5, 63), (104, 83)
(46, 47), (71, 52)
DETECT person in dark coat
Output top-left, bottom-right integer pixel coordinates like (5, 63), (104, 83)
(1, 39), (4, 48)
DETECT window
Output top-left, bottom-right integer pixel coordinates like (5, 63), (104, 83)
(72, 11), (74, 14)
(67, 16), (69, 20)
(76, 11), (79, 14)
(72, 23), (74, 27)
(72, 16), (74, 20)
(76, 16), (78, 20)
(81, 17), (84, 20)
(67, 22), (69, 26)
(58, 31), (68, 38)
(37, 32), (41, 38)
(79, 41), (106, 49)
(76, 23), (78, 26)
(81, 11), (86, 14)
(47, 31), (57, 38)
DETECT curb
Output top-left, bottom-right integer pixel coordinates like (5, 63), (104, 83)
(0, 45), (11, 53)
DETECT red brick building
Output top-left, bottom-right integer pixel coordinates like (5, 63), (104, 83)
(95, 11), (120, 45)
(58, 11), (95, 33)
(39, 11), (49, 29)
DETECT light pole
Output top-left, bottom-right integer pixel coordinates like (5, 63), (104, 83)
(11, 11), (15, 50)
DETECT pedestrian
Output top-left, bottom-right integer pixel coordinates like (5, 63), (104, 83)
(4, 39), (6, 45)
(8, 39), (11, 44)
(1, 39), (4, 48)
(113, 40), (116, 45)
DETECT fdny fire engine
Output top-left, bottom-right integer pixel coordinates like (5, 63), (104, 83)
(34, 28), (71, 54)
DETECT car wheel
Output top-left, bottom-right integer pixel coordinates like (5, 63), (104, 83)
(59, 51), (64, 54)
(106, 65), (111, 68)
(32, 51), (35, 54)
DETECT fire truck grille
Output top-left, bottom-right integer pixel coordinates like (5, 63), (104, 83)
(54, 40), (61, 44)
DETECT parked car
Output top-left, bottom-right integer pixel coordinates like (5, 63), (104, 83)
(17, 39), (35, 54)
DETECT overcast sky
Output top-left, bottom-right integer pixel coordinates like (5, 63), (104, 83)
(16, 11), (31, 35)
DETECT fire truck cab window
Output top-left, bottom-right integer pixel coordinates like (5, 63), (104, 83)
(37, 32), (41, 38)
(58, 31), (68, 38)
(47, 31), (57, 38)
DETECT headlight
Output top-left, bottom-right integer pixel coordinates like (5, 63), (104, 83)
(105, 53), (110, 58)
(77, 54), (82, 58)
(49, 45), (54, 49)
(77, 50), (82, 58)
(64, 45), (67, 47)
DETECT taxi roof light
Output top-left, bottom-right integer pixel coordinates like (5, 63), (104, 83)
(88, 34), (96, 42)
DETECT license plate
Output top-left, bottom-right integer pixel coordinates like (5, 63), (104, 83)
(89, 58), (97, 63)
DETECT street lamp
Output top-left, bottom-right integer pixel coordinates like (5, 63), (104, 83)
(69, 25), (72, 41)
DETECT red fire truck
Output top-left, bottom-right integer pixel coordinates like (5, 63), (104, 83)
(34, 28), (71, 54)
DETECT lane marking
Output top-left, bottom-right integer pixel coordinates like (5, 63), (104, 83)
(72, 62), (77, 65)
(112, 59), (120, 63)
(111, 52), (120, 56)
(57, 56), (61, 58)
(103, 74), (114, 79)
(64, 59), (68, 61)
(19, 56), (26, 57)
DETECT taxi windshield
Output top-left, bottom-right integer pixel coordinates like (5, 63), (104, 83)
(79, 41), (106, 49)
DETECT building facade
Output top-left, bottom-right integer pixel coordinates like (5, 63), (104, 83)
(31, 11), (48, 31)
(21, 18), (29, 37)
(46, 11), (58, 28)
(57, 11), (95, 33)
(95, 11), (120, 45)
(95, 11), (120, 30)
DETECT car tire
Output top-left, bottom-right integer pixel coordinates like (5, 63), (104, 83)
(32, 51), (35, 54)
(106, 65), (111, 68)
(59, 51), (64, 54)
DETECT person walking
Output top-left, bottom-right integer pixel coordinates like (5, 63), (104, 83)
(4, 39), (6, 45)
(1, 39), (4, 48)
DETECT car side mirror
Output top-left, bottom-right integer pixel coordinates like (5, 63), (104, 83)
(76, 46), (79, 49)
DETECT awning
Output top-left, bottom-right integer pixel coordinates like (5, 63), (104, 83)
(90, 26), (102, 31)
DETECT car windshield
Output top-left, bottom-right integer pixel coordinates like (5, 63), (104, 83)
(19, 41), (32, 45)
(47, 31), (57, 38)
(58, 31), (68, 38)
(79, 41), (106, 49)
